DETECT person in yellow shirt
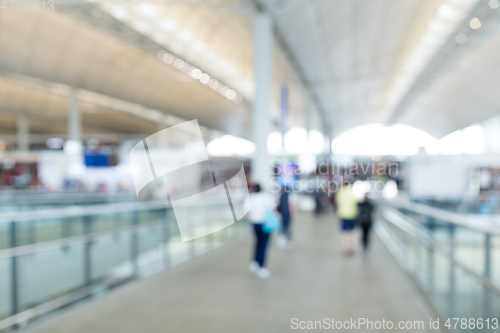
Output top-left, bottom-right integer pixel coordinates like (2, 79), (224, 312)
(335, 181), (359, 255)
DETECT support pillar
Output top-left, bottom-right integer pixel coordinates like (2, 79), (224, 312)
(68, 88), (81, 142)
(17, 115), (29, 152)
(251, 12), (273, 190)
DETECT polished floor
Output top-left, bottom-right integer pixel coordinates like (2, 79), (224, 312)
(23, 212), (442, 333)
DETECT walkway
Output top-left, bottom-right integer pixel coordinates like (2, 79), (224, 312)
(24, 212), (442, 333)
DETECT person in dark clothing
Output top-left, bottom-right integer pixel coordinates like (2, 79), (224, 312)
(277, 187), (297, 249)
(357, 196), (375, 259)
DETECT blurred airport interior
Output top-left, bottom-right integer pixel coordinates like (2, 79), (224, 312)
(1, 0), (500, 332)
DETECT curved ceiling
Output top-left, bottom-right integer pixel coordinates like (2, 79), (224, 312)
(263, 0), (500, 138)
(0, 0), (499, 142)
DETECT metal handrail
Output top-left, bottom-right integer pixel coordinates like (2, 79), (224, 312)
(0, 201), (165, 224)
(374, 198), (500, 237)
(378, 205), (500, 299)
(0, 218), (167, 260)
(0, 194), (239, 224)
(0, 198), (246, 331)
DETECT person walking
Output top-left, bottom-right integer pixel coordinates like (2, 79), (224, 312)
(334, 181), (358, 255)
(246, 184), (274, 279)
(277, 186), (297, 250)
(358, 196), (375, 259)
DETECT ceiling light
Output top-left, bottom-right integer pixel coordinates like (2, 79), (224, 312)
(470, 18), (481, 29)
(225, 89), (236, 100)
(209, 79), (220, 90)
(456, 32), (467, 44)
(192, 40), (207, 52)
(437, 3), (466, 21)
(173, 58), (185, 69)
(190, 68), (202, 79)
(136, 2), (159, 18)
(199, 73), (210, 84)
(159, 18), (178, 31)
(490, 0), (500, 8)
(47, 138), (64, 149)
(178, 30), (193, 42)
(154, 34), (167, 44)
(132, 21), (150, 33)
(157, 50), (167, 60)
(162, 53), (174, 64)
(110, 6), (127, 20)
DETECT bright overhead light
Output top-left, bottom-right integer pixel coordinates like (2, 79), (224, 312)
(470, 17), (481, 29)
(46, 138), (64, 149)
(332, 124), (438, 156)
(173, 58), (185, 69)
(209, 79), (220, 90)
(154, 34), (167, 44)
(192, 40), (207, 52)
(190, 68), (202, 79)
(456, 32), (467, 44)
(110, 6), (128, 20)
(136, 2), (159, 18)
(64, 140), (83, 155)
(159, 18), (178, 31)
(267, 132), (283, 154)
(178, 30), (193, 42)
(207, 135), (255, 157)
(490, 0), (500, 8)
(162, 52), (174, 64)
(285, 128), (308, 155)
(437, 3), (466, 21)
(132, 21), (150, 33)
(225, 89), (236, 100)
(199, 73), (210, 84)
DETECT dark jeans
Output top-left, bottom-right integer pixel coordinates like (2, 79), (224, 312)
(360, 222), (372, 249)
(281, 213), (291, 239)
(253, 224), (270, 268)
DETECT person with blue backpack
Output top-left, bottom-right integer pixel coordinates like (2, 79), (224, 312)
(245, 183), (277, 279)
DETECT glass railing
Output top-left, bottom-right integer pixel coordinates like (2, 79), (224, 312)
(411, 195), (500, 215)
(0, 190), (136, 213)
(374, 199), (500, 333)
(0, 199), (246, 332)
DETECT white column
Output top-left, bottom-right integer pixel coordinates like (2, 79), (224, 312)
(326, 131), (333, 156)
(68, 88), (81, 142)
(17, 115), (29, 152)
(251, 12), (273, 190)
(304, 94), (311, 143)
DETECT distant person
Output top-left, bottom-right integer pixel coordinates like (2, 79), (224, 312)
(246, 184), (274, 279)
(357, 196), (375, 259)
(314, 186), (325, 216)
(334, 181), (358, 255)
(277, 186), (297, 250)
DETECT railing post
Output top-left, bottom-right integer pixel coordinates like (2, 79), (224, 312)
(449, 225), (456, 309)
(29, 220), (36, 245)
(131, 211), (139, 276)
(484, 233), (492, 279)
(10, 221), (19, 316)
(163, 208), (170, 268)
(83, 215), (92, 287)
(484, 233), (492, 318)
(427, 217), (435, 290)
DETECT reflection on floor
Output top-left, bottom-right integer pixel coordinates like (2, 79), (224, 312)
(23, 212), (442, 333)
